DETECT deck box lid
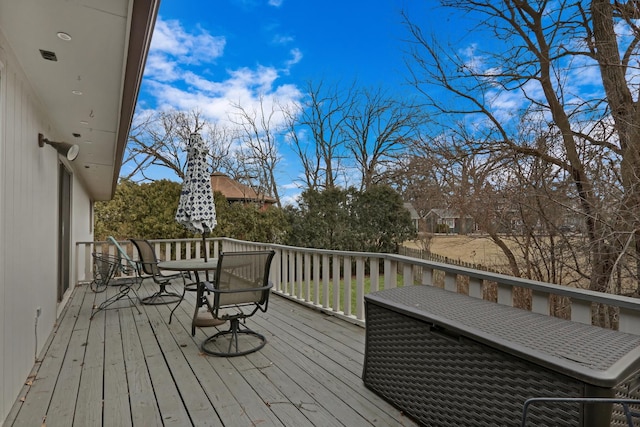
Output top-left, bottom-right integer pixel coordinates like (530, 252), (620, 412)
(365, 285), (640, 388)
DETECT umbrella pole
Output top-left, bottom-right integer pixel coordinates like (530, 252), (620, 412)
(202, 231), (209, 262)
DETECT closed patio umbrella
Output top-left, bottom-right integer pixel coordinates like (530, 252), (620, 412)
(175, 133), (217, 262)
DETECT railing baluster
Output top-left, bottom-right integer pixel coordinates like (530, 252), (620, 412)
(79, 237), (640, 333)
(497, 283), (513, 306)
(283, 250), (290, 296)
(356, 257), (365, 320)
(344, 256), (352, 316)
(444, 273), (456, 292)
(468, 277), (482, 298)
(322, 254), (330, 309)
(421, 266), (432, 287)
(384, 259), (397, 289)
(333, 256), (341, 312)
(370, 260), (379, 293)
(296, 252), (303, 299)
(571, 299), (592, 325)
(619, 307), (640, 334)
(402, 263), (412, 287)
(272, 250), (281, 292)
(313, 253), (320, 305)
(531, 290), (550, 315)
(304, 253), (311, 302)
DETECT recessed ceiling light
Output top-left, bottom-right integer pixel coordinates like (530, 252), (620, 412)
(80, 121), (88, 125)
(57, 32), (72, 41)
(72, 90), (83, 95)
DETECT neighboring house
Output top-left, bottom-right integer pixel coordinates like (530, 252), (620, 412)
(0, 1), (158, 423)
(425, 209), (475, 234)
(211, 172), (277, 210)
(403, 202), (422, 234)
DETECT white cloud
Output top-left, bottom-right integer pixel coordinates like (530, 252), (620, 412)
(148, 18), (226, 80)
(272, 34), (294, 45)
(144, 52), (181, 82)
(143, 14), (304, 115)
(285, 48), (303, 69)
(268, 0), (284, 7)
(146, 63), (303, 129)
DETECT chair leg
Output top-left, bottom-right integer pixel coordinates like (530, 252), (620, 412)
(200, 319), (266, 357)
(140, 283), (182, 305)
(91, 281), (141, 319)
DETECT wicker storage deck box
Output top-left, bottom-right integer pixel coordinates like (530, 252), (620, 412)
(363, 285), (640, 426)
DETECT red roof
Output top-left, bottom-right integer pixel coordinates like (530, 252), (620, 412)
(210, 173), (276, 204)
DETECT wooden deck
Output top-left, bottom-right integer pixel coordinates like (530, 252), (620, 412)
(4, 279), (418, 427)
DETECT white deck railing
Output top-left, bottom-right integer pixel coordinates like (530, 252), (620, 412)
(77, 237), (640, 333)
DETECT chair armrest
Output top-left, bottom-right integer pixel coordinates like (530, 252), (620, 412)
(210, 282), (273, 294)
(203, 281), (216, 292)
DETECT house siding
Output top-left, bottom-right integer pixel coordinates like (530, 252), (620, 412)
(0, 29), (92, 425)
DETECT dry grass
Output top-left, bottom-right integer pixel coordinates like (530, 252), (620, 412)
(404, 235), (511, 267)
(404, 235), (575, 320)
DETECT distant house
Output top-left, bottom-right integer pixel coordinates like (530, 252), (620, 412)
(211, 172), (277, 210)
(425, 209), (475, 234)
(403, 203), (422, 233)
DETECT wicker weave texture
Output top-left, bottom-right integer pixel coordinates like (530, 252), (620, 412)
(365, 286), (640, 374)
(364, 303), (590, 426)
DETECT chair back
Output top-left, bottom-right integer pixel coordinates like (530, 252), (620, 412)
(214, 250), (275, 307)
(92, 252), (118, 283)
(107, 236), (137, 274)
(107, 236), (136, 269)
(130, 239), (161, 276)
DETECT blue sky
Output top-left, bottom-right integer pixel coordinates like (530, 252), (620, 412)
(131, 0), (459, 204)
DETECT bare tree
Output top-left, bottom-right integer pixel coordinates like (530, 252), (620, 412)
(124, 109), (236, 181)
(290, 80), (356, 191)
(202, 121), (236, 176)
(343, 87), (423, 191)
(229, 95), (284, 207)
(403, 1), (640, 313)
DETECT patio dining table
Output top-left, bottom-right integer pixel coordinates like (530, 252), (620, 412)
(158, 258), (224, 334)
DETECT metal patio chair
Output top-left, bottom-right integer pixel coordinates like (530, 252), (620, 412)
(521, 397), (640, 426)
(200, 250), (275, 357)
(107, 236), (142, 290)
(130, 238), (187, 305)
(90, 252), (141, 318)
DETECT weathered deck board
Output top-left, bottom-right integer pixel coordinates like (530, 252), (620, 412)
(4, 280), (418, 427)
